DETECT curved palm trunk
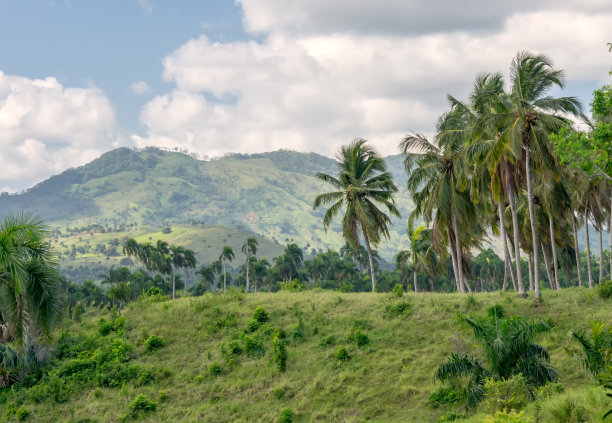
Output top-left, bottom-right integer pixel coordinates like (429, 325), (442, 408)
(222, 257), (227, 293)
(528, 252), (534, 291)
(572, 214), (583, 287)
(172, 273), (176, 300)
(507, 182), (526, 296)
(361, 226), (377, 293)
(525, 149), (540, 300)
(505, 232), (518, 291)
(245, 256), (250, 292)
(609, 197), (612, 278)
(498, 199), (516, 292)
(585, 212), (593, 288)
(452, 214), (470, 293)
(549, 217), (560, 289)
(447, 225), (462, 293)
(413, 270), (418, 293)
(540, 242), (554, 290)
(599, 228), (604, 283)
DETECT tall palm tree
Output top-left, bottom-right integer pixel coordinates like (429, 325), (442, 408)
(395, 224), (439, 292)
(314, 139), (400, 292)
(182, 248), (197, 296)
(503, 52), (582, 300)
(0, 213), (62, 347)
(122, 238), (140, 269)
(169, 245), (185, 299)
(242, 237), (258, 292)
(219, 246), (235, 293)
(196, 265), (215, 290)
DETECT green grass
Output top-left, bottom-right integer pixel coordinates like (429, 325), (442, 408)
(4, 288), (609, 422)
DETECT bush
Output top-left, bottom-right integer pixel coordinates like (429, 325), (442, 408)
(278, 408), (294, 423)
(318, 335), (336, 349)
(272, 334), (288, 372)
(253, 306), (269, 324)
(464, 294), (478, 309)
(429, 387), (461, 408)
(246, 318), (262, 333)
(97, 316), (125, 336)
(544, 396), (590, 423)
(482, 374), (530, 413)
(144, 335), (165, 352)
(242, 334), (265, 357)
(597, 279), (612, 299)
(335, 345), (350, 362)
(130, 394), (157, 412)
(384, 300), (412, 317)
(209, 362), (223, 376)
(145, 286), (163, 296)
(392, 283), (404, 298)
(437, 411), (466, 422)
(536, 382), (565, 399)
(481, 411), (533, 423)
(348, 328), (369, 348)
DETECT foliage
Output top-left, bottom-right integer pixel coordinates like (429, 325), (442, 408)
(253, 306), (269, 324)
(384, 300), (412, 317)
(144, 335), (165, 352)
(482, 374), (530, 413)
(570, 320), (612, 377)
(278, 408), (295, 423)
(272, 333), (288, 372)
(335, 345), (351, 362)
(392, 283), (403, 297)
(130, 394), (157, 412)
(437, 411), (466, 422)
(429, 386), (461, 408)
(208, 362), (223, 376)
(598, 279), (612, 299)
(480, 410), (533, 423)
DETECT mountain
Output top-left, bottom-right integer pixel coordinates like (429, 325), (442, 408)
(0, 147), (415, 278)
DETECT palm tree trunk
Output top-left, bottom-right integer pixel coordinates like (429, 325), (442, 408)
(549, 217), (560, 289)
(505, 232), (518, 291)
(447, 225), (462, 293)
(609, 195), (612, 278)
(572, 214), (583, 287)
(245, 256), (250, 292)
(452, 214), (470, 293)
(585, 211), (593, 288)
(498, 198), (516, 291)
(172, 273), (176, 299)
(222, 257), (227, 293)
(528, 251), (534, 291)
(599, 228), (604, 283)
(413, 270), (418, 293)
(507, 182), (526, 296)
(540, 242), (554, 290)
(525, 148), (540, 299)
(361, 225), (377, 293)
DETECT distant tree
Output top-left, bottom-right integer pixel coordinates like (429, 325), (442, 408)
(395, 224), (439, 292)
(219, 246), (235, 293)
(242, 237), (258, 292)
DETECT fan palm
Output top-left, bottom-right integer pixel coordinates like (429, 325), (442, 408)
(242, 237), (258, 292)
(314, 139), (400, 292)
(219, 246), (235, 293)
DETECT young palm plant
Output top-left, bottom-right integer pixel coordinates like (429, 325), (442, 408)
(314, 139), (400, 292)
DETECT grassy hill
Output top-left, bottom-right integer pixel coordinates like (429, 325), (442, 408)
(5, 289), (609, 422)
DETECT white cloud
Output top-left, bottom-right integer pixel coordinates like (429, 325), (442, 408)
(137, 9), (612, 159)
(0, 71), (126, 191)
(131, 80), (151, 94)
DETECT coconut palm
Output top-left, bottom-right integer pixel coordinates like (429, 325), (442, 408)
(242, 237), (258, 292)
(314, 139), (400, 292)
(502, 52), (582, 300)
(219, 246), (235, 293)
(395, 224), (439, 292)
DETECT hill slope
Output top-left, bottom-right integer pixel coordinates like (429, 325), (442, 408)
(5, 289), (609, 422)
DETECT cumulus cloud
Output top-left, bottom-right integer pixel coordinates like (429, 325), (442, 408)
(136, 8), (612, 159)
(131, 80), (151, 94)
(0, 71), (125, 191)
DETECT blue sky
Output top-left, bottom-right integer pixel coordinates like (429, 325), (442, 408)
(0, 0), (611, 191)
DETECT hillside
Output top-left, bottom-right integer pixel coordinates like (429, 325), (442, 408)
(0, 147), (415, 263)
(4, 289), (609, 422)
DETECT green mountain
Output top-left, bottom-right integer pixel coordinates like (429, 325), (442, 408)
(0, 147), (415, 277)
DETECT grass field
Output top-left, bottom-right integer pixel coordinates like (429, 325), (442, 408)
(5, 288), (609, 422)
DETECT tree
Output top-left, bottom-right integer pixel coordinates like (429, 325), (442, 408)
(314, 139), (400, 292)
(0, 213), (62, 353)
(182, 249), (197, 296)
(219, 246), (235, 293)
(196, 265), (215, 290)
(395, 224), (439, 292)
(242, 237), (258, 292)
(169, 245), (185, 299)
(503, 52), (582, 300)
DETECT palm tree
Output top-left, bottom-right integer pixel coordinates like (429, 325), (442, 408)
(196, 265), (215, 290)
(242, 237), (258, 292)
(314, 139), (400, 292)
(219, 246), (235, 293)
(169, 245), (185, 299)
(395, 224), (439, 292)
(503, 52), (582, 300)
(122, 238), (140, 269)
(0, 213), (62, 349)
(182, 248), (197, 296)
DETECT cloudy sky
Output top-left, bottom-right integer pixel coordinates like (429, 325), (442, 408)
(0, 1), (610, 192)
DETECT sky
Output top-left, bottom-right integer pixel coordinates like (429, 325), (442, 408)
(0, 1), (611, 192)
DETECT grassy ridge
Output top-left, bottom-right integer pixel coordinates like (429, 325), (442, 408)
(10, 288), (609, 422)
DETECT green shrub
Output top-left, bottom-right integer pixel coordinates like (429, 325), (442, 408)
(278, 408), (294, 423)
(481, 411), (533, 423)
(92, 388), (102, 399)
(209, 362), (223, 376)
(144, 335), (165, 352)
(130, 394), (157, 412)
(242, 334), (265, 357)
(97, 316), (125, 336)
(384, 300), (412, 317)
(318, 335), (336, 348)
(253, 306), (269, 323)
(16, 407), (29, 421)
(335, 345), (350, 362)
(597, 279), (612, 299)
(272, 334), (288, 372)
(392, 284), (404, 298)
(136, 371), (154, 386)
(145, 286), (163, 296)
(482, 374), (530, 413)
(348, 328), (369, 348)
(429, 387), (461, 408)
(72, 302), (84, 323)
(464, 294), (478, 309)
(536, 382), (565, 399)
(246, 318), (262, 333)
(544, 396), (590, 423)
(437, 411), (466, 422)
(280, 279), (306, 292)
